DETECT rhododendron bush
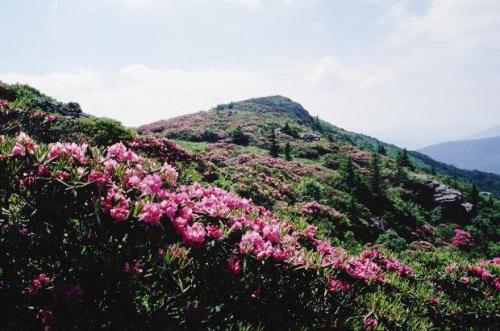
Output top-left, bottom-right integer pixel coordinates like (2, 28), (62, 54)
(0, 134), (498, 329)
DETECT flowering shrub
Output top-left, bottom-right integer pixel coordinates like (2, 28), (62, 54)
(0, 134), (498, 329)
(452, 229), (474, 249)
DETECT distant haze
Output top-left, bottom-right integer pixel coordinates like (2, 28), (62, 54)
(2, 0), (500, 147)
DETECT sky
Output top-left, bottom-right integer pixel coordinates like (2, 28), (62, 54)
(1, 0), (500, 149)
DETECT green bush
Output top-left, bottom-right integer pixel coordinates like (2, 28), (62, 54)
(376, 229), (408, 251)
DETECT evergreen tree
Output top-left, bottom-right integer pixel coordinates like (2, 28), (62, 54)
(395, 151), (406, 185)
(468, 183), (480, 208)
(231, 126), (249, 146)
(314, 115), (323, 133)
(369, 153), (382, 195)
(269, 129), (280, 158)
(399, 148), (414, 170)
(339, 156), (357, 191)
(377, 144), (387, 155)
(284, 141), (292, 161)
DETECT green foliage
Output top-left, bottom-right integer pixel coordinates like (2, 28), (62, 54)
(75, 117), (134, 146)
(284, 142), (292, 161)
(230, 126), (250, 146)
(268, 129), (280, 158)
(297, 177), (323, 202)
(376, 229), (408, 251)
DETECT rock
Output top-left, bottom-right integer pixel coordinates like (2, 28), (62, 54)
(417, 175), (472, 223)
(31, 99), (85, 118)
(302, 133), (320, 142)
(369, 217), (388, 231)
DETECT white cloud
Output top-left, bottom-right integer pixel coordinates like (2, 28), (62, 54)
(0, 58), (388, 129)
(223, 0), (313, 8)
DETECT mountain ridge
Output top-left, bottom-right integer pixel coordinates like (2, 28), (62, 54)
(139, 94), (500, 195)
(419, 136), (500, 175)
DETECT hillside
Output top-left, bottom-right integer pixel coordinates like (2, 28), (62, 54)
(1, 84), (499, 329)
(419, 136), (500, 175)
(139, 96), (500, 195)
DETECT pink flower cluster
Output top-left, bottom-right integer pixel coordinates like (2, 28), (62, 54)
(10, 132), (35, 156)
(0, 99), (7, 107)
(445, 259), (500, 290)
(47, 142), (87, 163)
(123, 260), (144, 275)
(451, 229), (473, 249)
(327, 277), (353, 293)
(101, 188), (130, 222)
(22, 273), (50, 297)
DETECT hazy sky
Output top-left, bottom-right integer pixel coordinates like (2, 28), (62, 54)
(1, 0), (500, 149)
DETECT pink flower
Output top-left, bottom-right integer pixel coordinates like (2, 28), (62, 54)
(445, 263), (459, 273)
(37, 164), (50, 176)
(160, 162), (178, 186)
(160, 199), (178, 221)
(327, 278), (353, 293)
(362, 316), (378, 331)
(139, 174), (163, 195)
(427, 296), (439, 304)
(139, 202), (163, 225)
(123, 260), (143, 275)
(227, 255), (241, 275)
(262, 224), (280, 243)
(182, 223), (206, 246)
(303, 225), (318, 239)
(206, 225), (223, 240)
(0, 99), (7, 107)
(106, 142), (139, 162)
(88, 170), (109, 186)
(44, 114), (57, 122)
(19, 228), (29, 236)
(459, 276), (470, 284)
(452, 229), (473, 249)
(239, 231), (265, 255)
(110, 201), (130, 222)
(11, 144), (25, 156)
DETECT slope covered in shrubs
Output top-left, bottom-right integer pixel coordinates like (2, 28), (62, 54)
(0, 85), (499, 329)
(1, 133), (499, 330)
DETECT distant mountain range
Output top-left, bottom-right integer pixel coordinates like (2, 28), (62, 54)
(464, 124), (500, 140)
(419, 129), (500, 175)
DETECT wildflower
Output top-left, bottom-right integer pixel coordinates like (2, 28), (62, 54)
(327, 278), (353, 293)
(19, 228), (28, 236)
(139, 174), (163, 195)
(362, 315), (378, 331)
(206, 225), (223, 240)
(37, 164), (50, 176)
(182, 223), (206, 246)
(11, 144), (25, 156)
(227, 255), (241, 275)
(445, 263), (459, 273)
(459, 276), (470, 284)
(452, 229), (473, 249)
(88, 170), (109, 186)
(123, 260), (143, 275)
(160, 162), (178, 186)
(139, 202), (163, 225)
(44, 114), (57, 122)
(303, 225), (318, 239)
